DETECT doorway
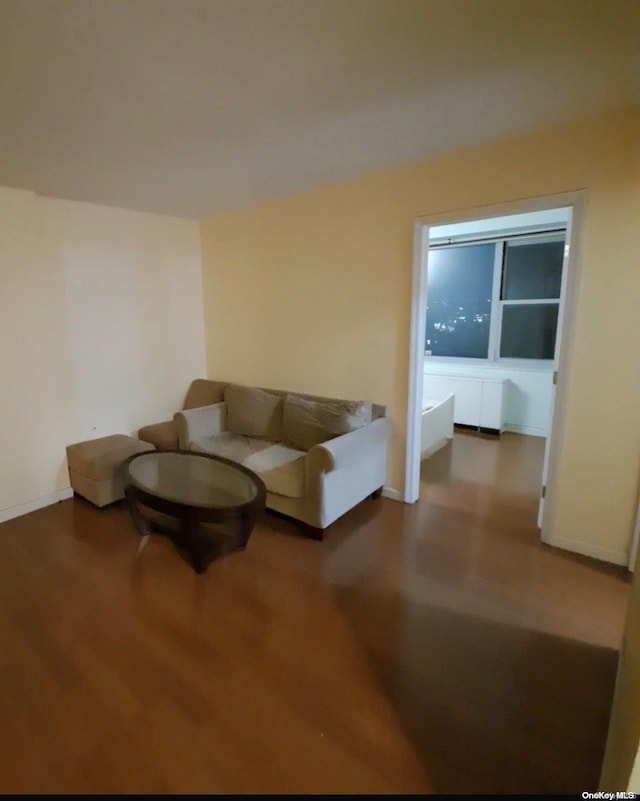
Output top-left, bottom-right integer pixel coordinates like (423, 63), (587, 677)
(405, 191), (587, 545)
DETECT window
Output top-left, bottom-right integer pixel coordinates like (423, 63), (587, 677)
(424, 244), (494, 359)
(425, 232), (565, 363)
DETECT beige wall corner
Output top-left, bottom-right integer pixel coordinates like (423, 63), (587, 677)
(629, 748), (640, 793)
(0, 189), (205, 518)
(600, 553), (640, 790)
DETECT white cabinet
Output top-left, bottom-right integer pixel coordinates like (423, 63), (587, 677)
(478, 380), (505, 430)
(447, 377), (482, 426)
(423, 373), (506, 433)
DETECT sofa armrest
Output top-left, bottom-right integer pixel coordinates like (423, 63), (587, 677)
(307, 417), (390, 474)
(138, 419), (178, 450)
(174, 402), (227, 449)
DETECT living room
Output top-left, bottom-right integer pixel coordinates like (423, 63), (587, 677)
(0, 0), (638, 794)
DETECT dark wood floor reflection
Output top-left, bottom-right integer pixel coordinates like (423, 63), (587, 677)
(329, 431), (630, 793)
(0, 431), (630, 793)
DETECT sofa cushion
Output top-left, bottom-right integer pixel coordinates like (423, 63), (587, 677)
(191, 436), (305, 499)
(183, 379), (228, 410)
(191, 432), (275, 464)
(282, 394), (372, 451)
(243, 444), (306, 499)
(224, 383), (284, 440)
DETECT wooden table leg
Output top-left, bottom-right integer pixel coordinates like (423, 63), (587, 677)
(184, 510), (208, 574)
(124, 486), (152, 538)
(236, 511), (255, 550)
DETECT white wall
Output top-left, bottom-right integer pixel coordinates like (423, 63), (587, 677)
(0, 187), (205, 521)
(424, 362), (553, 436)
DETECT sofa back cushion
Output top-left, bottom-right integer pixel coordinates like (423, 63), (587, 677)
(224, 383), (284, 440)
(282, 394), (372, 451)
(184, 379), (228, 410)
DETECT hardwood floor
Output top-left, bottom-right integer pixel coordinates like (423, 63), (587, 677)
(0, 431), (630, 793)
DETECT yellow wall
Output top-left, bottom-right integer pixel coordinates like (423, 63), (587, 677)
(0, 188), (205, 519)
(200, 108), (639, 563)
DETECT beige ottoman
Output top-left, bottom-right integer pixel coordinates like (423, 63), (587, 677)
(66, 434), (155, 507)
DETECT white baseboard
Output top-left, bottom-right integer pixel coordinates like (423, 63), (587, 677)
(542, 532), (628, 567)
(504, 423), (548, 438)
(382, 486), (403, 502)
(504, 423), (548, 437)
(0, 487), (74, 525)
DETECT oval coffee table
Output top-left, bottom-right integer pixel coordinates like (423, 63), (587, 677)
(119, 450), (266, 574)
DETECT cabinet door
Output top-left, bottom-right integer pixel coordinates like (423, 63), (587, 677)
(479, 381), (505, 430)
(423, 374), (482, 426)
(449, 378), (481, 426)
(423, 375), (455, 403)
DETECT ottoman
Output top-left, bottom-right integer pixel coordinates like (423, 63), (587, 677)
(66, 434), (155, 507)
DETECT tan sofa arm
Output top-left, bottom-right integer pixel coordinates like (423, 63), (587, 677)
(174, 402), (227, 449)
(138, 419), (178, 450)
(307, 417), (390, 474)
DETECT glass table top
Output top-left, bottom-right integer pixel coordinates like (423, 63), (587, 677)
(126, 451), (259, 508)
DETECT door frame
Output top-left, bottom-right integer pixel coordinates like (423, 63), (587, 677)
(405, 190), (588, 544)
(537, 208), (575, 529)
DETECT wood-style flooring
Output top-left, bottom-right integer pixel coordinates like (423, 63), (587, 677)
(0, 431), (630, 793)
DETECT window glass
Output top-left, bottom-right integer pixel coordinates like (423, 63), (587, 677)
(502, 239), (564, 300)
(425, 244), (494, 359)
(500, 304), (559, 359)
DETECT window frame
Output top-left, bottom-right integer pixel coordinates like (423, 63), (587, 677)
(425, 229), (566, 370)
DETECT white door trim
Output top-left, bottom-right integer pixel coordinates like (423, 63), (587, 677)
(628, 495), (640, 571)
(405, 191), (588, 549)
(537, 208), (575, 530)
(405, 220), (430, 502)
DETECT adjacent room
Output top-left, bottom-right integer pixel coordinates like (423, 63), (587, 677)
(0, 0), (638, 795)
(418, 206), (572, 529)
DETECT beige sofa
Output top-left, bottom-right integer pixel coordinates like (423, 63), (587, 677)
(138, 378), (228, 450)
(173, 382), (390, 539)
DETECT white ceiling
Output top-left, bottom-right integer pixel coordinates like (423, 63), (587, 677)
(0, 0), (637, 219)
